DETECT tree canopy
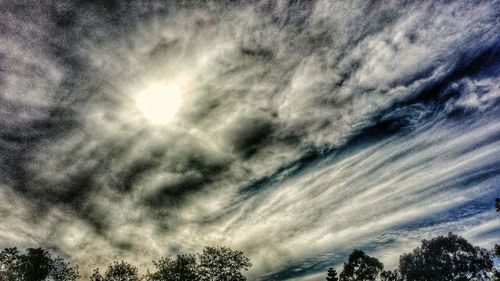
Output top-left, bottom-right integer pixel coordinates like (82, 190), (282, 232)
(89, 246), (251, 281)
(1, 245), (252, 281)
(399, 233), (493, 281)
(90, 261), (140, 281)
(326, 231), (497, 281)
(338, 249), (383, 281)
(326, 267), (338, 281)
(380, 270), (402, 281)
(0, 247), (80, 281)
(2, 233), (497, 281)
(197, 246), (252, 281)
(145, 254), (198, 281)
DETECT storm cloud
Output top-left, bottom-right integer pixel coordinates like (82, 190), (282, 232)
(1, 0), (499, 279)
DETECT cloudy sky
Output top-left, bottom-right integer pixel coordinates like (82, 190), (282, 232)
(1, 0), (499, 279)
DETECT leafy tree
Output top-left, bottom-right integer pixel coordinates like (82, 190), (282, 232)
(90, 268), (104, 281)
(49, 256), (80, 281)
(399, 233), (493, 281)
(19, 248), (54, 281)
(495, 244), (500, 281)
(91, 261), (140, 281)
(146, 254), (198, 281)
(197, 246), (251, 281)
(380, 270), (402, 281)
(0, 247), (80, 281)
(339, 249), (383, 281)
(326, 267), (338, 281)
(0, 247), (22, 281)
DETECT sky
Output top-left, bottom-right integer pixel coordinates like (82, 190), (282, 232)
(1, 0), (499, 280)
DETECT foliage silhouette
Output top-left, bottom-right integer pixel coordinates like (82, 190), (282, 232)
(50, 256), (80, 281)
(145, 254), (198, 281)
(327, 231), (497, 281)
(19, 248), (53, 281)
(90, 261), (140, 281)
(0, 248), (22, 281)
(197, 246), (251, 281)
(326, 267), (338, 281)
(88, 246), (252, 281)
(0, 247), (79, 281)
(380, 270), (402, 281)
(399, 233), (493, 281)
(3, 236), (497, 281)
(338, 249), (383, 281)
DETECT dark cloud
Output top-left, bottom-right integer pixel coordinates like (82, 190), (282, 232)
(225, 113), (276, 158)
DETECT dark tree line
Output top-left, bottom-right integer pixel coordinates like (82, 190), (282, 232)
(325, 198), (500, 281)
(0, 247), (80, 281)
(1, 246), (250, 281)
(90, 246), (251, 281)
(5, 234), (495, 281)
(324, 233), (496, 281)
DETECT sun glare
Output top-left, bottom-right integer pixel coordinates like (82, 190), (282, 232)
(136, 83), (183, 124)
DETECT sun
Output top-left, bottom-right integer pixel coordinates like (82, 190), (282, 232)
(135, 83), (183, 124)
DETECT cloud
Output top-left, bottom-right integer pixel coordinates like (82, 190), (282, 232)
(0, 0), (499, 279)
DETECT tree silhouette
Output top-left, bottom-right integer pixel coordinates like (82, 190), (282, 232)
(19, 248), (54, 281)
(0, 247), (80, 281)
(339, 249), (383, 281)
(326, 267), (338, 281)
(197, 246), (251, 281)
(399, 232), (493, 280)
(0, 248), (54, 281)
(380, 270), (402, 281)
(146, 254), (198, 281)
(50, 256), (80, 281)
(90, 268), (104, 281)
(91, 261), (140, 281)
(85, 246), (252, 281)
(496, 247), (500, 280)
(0, 247), (22, 281)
